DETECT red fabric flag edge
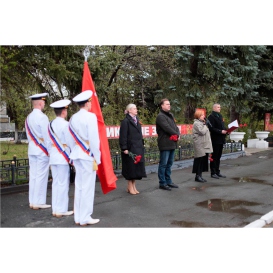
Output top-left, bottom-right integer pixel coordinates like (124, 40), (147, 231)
(82, 61), (117, 194)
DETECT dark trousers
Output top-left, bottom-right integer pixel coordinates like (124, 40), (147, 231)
(158, 150), (175, 186)
(192, 154), (208, 176)
(210, 143), (224, 175)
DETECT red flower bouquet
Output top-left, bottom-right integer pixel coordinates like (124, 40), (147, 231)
(128, 151), (142, 164)
(169, 135), (178, 141)
(238, 123), (247, 131)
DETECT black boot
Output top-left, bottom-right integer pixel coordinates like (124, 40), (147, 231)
(199, 173), (207, 182)
(195, 175), (204, 183)
(200, 175), (207, 182)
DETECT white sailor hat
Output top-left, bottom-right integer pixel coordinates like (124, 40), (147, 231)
(72, 90), (93, 104)
(50, 99), (71, 109)
(29, 93), (48, 101)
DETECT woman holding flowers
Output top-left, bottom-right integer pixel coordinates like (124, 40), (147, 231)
(119, 104), (147, 194)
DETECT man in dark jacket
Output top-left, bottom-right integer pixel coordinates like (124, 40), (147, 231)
(156, 98), (180, 190)
(207, 103), (228, 179)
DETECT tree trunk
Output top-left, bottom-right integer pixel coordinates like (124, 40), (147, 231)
(230, 106), (240, 123)
(184, 103), (196, 124)
(14, 122), (21, 144)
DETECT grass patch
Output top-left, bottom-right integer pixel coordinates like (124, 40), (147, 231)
(0, 141), (28, 161)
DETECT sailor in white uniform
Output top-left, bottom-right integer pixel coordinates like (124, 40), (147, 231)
(48, 99), (75, 218)
(69, 91), (101, 226)
(25, 93), (51, 210)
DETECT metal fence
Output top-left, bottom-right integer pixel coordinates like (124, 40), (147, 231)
(0, 156), (30, 186)
(0, 156), (52, 186)
(1, 142), (242, 186)
(0, 131), (27, 141)
(110, 142), (242, 169)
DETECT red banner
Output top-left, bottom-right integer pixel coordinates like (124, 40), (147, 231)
(105, 124), (193, 139)
(82, 61), (117, 194)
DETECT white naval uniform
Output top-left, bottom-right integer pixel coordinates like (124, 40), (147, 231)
(26, 109), (50, 206)
(69, 109), (101, 225)
(48, 117), (75, 215)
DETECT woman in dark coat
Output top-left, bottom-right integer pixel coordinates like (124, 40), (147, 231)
(119, 104), (147, 194)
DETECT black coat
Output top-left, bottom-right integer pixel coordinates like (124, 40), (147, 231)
(119, 114), (147, 180)
(207, 111), (227, 144)
(156, 109), (180, 151)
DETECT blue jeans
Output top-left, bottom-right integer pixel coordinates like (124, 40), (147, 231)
(158, 150), (175, 186)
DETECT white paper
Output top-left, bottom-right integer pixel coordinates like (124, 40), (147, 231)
(228, 119), (239, 129)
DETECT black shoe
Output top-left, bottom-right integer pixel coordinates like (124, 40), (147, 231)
(217, 173), (226, 178)
(211, 174), (219, 179)
(159, 185), (172, 191)
(195, 175), (205, 183)
(201, 177), (207, 182)
(167, 183), (179, 188)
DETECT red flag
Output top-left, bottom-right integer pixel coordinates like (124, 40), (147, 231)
(82, 61), (117, 194)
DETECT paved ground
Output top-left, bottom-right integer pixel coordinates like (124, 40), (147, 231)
(1, 147), (273, 273)
(1, 147), (273, 228)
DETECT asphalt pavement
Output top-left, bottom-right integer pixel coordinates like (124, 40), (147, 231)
(1, 147), (273, 228)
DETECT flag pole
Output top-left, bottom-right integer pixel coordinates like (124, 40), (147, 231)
(83, 46), (90, 62)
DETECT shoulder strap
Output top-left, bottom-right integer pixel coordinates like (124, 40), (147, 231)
(68, 118), (93, 156)
(25, 116), (49, 156)
(48, 121), (71, 163)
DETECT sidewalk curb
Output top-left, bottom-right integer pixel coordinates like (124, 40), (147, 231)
(261, 210), (273, 224)
(244, 210), (273, 228)
(1, 181), (52, 195)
